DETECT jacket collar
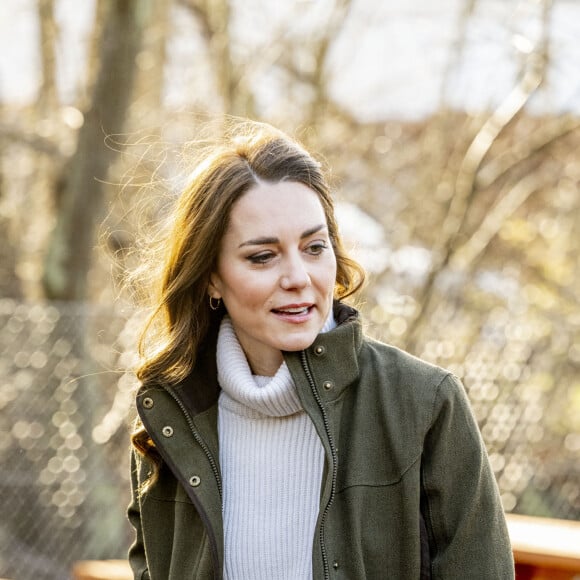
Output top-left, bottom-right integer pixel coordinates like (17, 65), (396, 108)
(284, 301), (362, 404)
(139, 301), (362, 417)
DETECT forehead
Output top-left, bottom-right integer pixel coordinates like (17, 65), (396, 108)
(226, 181), (327, 235)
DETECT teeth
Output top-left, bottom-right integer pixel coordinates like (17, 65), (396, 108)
(278, 307), (308, 314)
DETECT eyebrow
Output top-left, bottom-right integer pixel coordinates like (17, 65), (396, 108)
(238, 224), (327, 248)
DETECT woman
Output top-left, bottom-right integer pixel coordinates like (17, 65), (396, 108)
(128, 121), (514, 579)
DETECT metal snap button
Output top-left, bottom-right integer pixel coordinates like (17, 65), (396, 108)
(333, 560), (339, 570)
(189, 475), (201, 487)
(162, 426), (174, 437)
(314, 345), (325, 356)
(323, 380), (334, 391)
(142, 397), (154, 409)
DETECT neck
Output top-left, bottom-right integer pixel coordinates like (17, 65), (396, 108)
(247, 350), (284, 377)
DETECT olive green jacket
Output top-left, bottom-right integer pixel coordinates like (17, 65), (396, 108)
(128, 305), (514, 579)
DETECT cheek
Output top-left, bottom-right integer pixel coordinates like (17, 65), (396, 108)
(220, 268), (273, 306)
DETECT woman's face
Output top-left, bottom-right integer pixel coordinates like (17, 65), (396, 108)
(210, 180), (337, 376)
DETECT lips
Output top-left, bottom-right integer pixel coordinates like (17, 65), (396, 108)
(272, 303), (313, 315)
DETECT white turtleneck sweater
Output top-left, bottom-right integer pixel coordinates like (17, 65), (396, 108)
(217, 314), (335, 580)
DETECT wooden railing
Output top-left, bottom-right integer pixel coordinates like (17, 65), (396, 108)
(71, 559), (132, 580)
(507, 513), (580, 580)
(69, 514), (580, 580)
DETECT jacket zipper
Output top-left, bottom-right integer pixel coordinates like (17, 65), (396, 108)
(165, 386), (223, 498)
(164, 386), (223, 579)
(301, 351), (337, 580)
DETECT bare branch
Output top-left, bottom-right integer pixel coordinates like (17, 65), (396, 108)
(37, 0), (58, 112)
(477, 116), (580, 189)
(450, 173), (540, 270)
(178, 0), (212, 43)
(439, 0), (478, 108)
(178, 0), (253, 115)
(402, 0), (553, 351)
(308, 0), (355, 119)
(0, 123), (63, 158)
(441, 54), (545, 245)
(76, 0), (109, 108)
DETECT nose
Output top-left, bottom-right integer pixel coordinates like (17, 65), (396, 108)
(280, 254), (311, 290)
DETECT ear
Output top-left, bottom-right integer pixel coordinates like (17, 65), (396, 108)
(208, 272), (222, 299)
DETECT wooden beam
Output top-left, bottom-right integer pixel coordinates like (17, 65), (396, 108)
(507, 513), (580, 573)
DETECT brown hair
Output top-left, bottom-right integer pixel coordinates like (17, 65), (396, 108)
(131, 121), (365, 487)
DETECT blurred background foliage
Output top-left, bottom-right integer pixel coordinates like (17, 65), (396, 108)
(1, 0), (579, 578)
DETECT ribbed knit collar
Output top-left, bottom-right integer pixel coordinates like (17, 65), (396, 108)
(217, 313), (336, 418)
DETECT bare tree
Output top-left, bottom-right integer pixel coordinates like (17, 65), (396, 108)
(37, 0), (58, 114)
(403, 0), (554, 350)
(42, 0), (145, 301)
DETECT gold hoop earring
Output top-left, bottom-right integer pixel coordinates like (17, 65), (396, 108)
(209, 296), (221, 311)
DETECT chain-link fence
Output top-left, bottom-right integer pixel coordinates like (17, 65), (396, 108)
(1, 298), (579, 579)
(0, 299), (138, 580)
(402, 298), (580, 520)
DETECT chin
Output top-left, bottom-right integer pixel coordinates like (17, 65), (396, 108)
(278, 333), (318, 353)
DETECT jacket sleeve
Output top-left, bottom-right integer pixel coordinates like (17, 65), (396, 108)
(421, 373), (514, 579)
(127, 451), (151, 580)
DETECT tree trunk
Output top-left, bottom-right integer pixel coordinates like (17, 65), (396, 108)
(37, 0), (58, 113)
(42, 0), (144, 301)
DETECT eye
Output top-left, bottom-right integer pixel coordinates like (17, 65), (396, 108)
(247, 251), (275, 265)
(306, 241), (328, 255)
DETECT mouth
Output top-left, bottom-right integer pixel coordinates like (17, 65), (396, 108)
(271, 304), (314, 316)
